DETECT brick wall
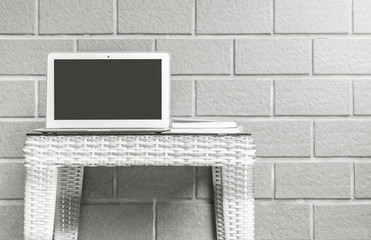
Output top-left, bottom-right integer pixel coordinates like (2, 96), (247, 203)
(1, 0), (371, 239)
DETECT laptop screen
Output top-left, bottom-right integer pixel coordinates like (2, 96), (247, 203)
(54, 59), (162, 120)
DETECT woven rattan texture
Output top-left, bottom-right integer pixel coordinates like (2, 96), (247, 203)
(23, 135), (255, 240)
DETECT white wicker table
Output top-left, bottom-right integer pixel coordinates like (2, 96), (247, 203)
(23, 133), (255, 240)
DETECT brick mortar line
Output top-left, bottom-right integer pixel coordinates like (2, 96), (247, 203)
(351, 163), (355, 200)
(0, 200), (24, 205)
(152, 199), (157, 240)
(34, 0), (39, 35)
(272, 0), (275, 34)
(82, 199), (214, 205)
(73, 39), (77, 52)
(34, 80), (39, 117)
(256, 199), (371, 204)
(172, 74), (371, 77)
(151, 39), (155, 51)
(1, 75), (371, 80)
(193, 80), (197, 117)
(351, 80), (355, 115)
(256, 158), (371, 163)
(176, 75), (371, 79)
(311, 121), (315, 158)
(271, 80), (275, 117)
(8, 116), (371, 121)
(311, 39), (314, 75)
(231, 39), (234, 76)
(0, 118), (45, 121)
(0, 76), (46, 80)
(4, 34), (371, 39)
(79, 198), (371, 205)
(3, 74), (371, 79)
(7, 117), (371, 122)
(351, 0), (355, 34)
(113, 0), (118, 35)
(81, 200), (155, 205)
(272, 163), (276, 199)
(310, 204), (314, 240)
(193, 0), (196, 35)
(191, 116), (371, 120)
(79, 199), (371, 206)
(171, 75), (371, 79)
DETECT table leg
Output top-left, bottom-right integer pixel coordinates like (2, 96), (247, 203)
(54, 167), (84, 240)
(24, 166), (58, 240)
(213, 166), (225, 240)
(220, 164), (254, 240)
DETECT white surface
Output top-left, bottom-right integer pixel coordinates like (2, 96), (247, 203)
(172, 118), (237, 128)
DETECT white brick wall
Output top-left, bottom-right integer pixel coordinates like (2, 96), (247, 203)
(314, 39), (371, 74)
(256, 203), (311, 239)
(0, 81), (35, 117)
(275, 79), (351, 115)
(315, 121), (371, 157)
(354, 0), (371, 33)
(314, 205), (371, 239)
(240, 120), (311, 157)
(0, 40), (73, 74)
(354, 80), (371, 115)
(0, 0), (371, 239)
(0, 0), (35, 34)
(254, 162), (273, 198)
(39, 0), (113, 34)
(118, 0), (194, 34)
(196, 0), (272, 34)
(275, 0), (350, 33)
(196, 80), (271, 116)
(171, 80), (194, 116)
(355, 163), (371, 198)
(157, 39), (232, 74)
(275, 162), (351, 198)
(235, 39), (311, 74)
(77, 39), (153, 52)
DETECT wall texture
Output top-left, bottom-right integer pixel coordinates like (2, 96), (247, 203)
(0, 0), (371, 239)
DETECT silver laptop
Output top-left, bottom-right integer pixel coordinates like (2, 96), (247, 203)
(36, 52), (170, 133)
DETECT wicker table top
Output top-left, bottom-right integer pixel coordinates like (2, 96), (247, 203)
(23, 133), (255, 240)
(24, 134), (255, 168)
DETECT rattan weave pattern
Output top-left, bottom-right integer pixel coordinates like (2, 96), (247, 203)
(23, 134), (255, 240)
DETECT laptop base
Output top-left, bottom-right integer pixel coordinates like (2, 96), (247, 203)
(34, 128), (169, 134)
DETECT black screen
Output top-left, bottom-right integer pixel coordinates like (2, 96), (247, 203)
(54, 59), (162, 120)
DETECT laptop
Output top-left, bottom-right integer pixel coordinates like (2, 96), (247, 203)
(35, 52), (170, 133)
